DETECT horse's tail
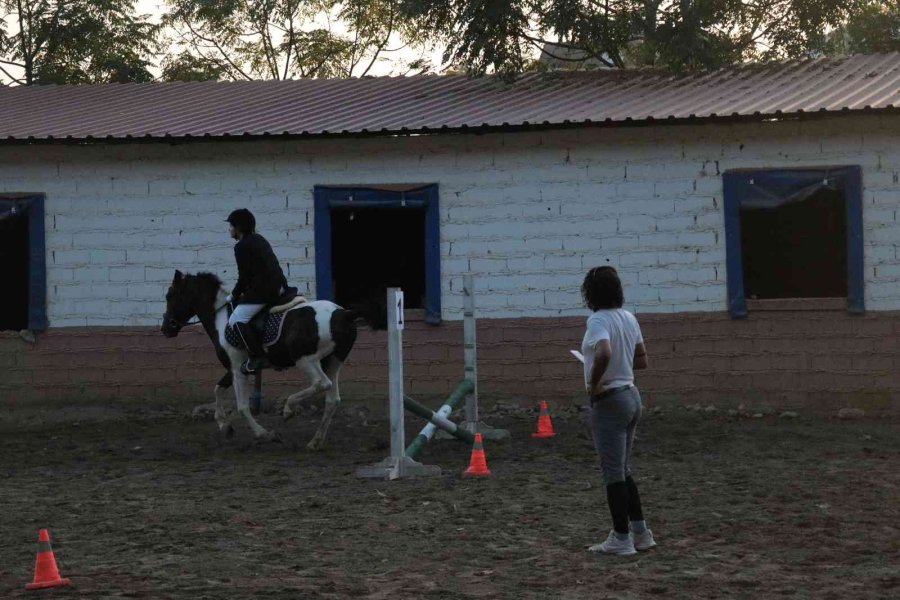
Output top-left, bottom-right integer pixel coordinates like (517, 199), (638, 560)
(345, 296), (388, 331)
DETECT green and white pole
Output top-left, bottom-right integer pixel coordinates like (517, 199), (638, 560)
(405, 380), (475, 459)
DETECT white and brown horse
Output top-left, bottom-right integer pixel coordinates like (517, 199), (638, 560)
(161, 271), (385, 449)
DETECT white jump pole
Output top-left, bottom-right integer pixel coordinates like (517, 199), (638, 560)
(357, 288), (440, 480)
(388, 287), (405, 465)
(459, 274), (509, 441)
(463, 274), (478, 428)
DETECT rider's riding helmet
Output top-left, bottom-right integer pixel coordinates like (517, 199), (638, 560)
(226, 208), (256, 236)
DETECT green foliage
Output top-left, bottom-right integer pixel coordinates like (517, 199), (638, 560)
(0, 0), (159, 85)
(160, 51), (228, 81)
(3, 1), (894, 86)
(398, 0), (865, 76)
(161, 0), (432, 81)
(821, 1), (900, 55)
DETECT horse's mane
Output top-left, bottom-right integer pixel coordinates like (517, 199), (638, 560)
(193, 271), (223, 289)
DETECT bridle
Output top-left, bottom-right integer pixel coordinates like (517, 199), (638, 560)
(163, 294), (231, 332)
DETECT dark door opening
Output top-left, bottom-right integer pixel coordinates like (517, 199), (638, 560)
(0, 203), (30, 330)
(330, 207), (426, 309)
(740, 186), (847, 300)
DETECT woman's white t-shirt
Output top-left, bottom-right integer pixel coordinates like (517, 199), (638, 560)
(581, 308), (644, 392)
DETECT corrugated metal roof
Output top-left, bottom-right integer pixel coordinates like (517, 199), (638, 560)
(2, 53), (900, 142)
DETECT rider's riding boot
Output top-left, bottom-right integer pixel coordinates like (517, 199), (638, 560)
(235, 322), (271, 374)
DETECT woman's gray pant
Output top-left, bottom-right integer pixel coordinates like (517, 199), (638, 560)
(589, 385), (643, 484)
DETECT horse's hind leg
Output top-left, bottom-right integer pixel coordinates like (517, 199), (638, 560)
(282, 357), (332, 421)
(307, 357), (343, 451)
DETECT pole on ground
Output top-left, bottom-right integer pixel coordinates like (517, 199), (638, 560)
(405, 381), (476, 459)
(357, 288), (441, 480)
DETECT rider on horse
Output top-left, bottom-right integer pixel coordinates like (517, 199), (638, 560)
(225, 208), (289, 375)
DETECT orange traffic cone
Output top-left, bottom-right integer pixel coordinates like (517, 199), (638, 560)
(25, 529), (71, 590)
(463, 433), (491, 476)
(531, 401), (557, 438)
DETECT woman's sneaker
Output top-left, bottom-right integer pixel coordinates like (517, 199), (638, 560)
(588, 530), (637, 556)
(632, 529), (657, 551)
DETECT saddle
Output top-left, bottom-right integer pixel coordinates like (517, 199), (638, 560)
(225, 289), (307, 350)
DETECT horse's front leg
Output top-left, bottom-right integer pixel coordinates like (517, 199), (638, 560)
(232, 368), (279, 442)
(213, 378), (235, 436)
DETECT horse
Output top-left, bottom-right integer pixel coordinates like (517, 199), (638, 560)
(160, 270), (386, 449)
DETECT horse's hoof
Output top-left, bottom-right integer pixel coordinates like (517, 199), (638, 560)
(306, 439), (323, 451)
(224, 425), (235, 439)
(283, 409), (296, 422)
(256, 430), (282, 444)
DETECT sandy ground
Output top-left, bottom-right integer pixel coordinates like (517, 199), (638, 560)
(1, 397), (898, 599)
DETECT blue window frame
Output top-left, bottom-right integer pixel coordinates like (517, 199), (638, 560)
(723, 166), (864, 318)
(314, 185), (441, 324)
(0, 194), (47, 330)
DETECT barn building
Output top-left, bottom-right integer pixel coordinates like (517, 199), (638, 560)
(1, 53), (898, 414)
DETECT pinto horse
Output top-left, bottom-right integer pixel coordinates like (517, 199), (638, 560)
(161, 270), (386, 449)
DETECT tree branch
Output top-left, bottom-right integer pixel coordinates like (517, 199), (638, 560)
(282, 0), (298, 78)
(522, 33), (616, 68)
(181, 18), (253, 80)
(346, 2), (364, 77)
(29, 0), (65, 61)
(0, 61), (25, 84)
(260, 19), (279, 79)
(15, 0), (32, 83)
(360, 0), (396, 77)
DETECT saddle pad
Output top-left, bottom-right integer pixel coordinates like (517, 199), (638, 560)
(225, 312), (287, 349)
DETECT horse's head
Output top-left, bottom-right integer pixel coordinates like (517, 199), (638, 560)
(161, 270), (195, 337)
(161, 270), (222, 337)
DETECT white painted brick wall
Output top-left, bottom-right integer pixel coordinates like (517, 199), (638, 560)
(2, 114), (899, 326)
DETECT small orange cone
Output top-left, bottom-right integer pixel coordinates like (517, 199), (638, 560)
(463, 433), (491, 476)
(25, 529), (71, 590)
(531, 401), (557, 438)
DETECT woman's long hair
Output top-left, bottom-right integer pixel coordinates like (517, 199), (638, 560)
(581, 266), (624, 311)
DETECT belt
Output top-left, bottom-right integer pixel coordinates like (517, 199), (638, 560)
(591, 384), (633, 404)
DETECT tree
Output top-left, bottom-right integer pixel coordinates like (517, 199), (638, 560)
(160, 50), (228, 81)
(821, 1), (900, 55)
(0, 0), (160, 85)
(397, 0), (864, 76)
(161, 0), (432, 81)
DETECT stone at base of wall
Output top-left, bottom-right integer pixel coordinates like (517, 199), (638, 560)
(1, 310), (898, 415)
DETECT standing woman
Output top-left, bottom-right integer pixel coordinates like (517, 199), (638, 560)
(581, 266), (657, 555)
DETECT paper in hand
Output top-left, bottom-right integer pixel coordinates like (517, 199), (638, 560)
(570, 350), (585, 364)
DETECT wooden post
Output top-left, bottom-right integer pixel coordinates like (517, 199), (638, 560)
(387, 287), (405, 474)
(458, 274), (510, 441)
(463, 274), (478, 428)
(357, 288), (440, 479)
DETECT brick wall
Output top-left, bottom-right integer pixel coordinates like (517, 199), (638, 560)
(1, 115), (899, 411)
(0, 114), (898, 328)
(2, 310), (897, 414)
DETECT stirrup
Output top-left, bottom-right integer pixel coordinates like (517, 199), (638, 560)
(240, 357), (271, 375)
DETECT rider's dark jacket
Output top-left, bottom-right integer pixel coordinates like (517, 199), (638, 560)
(231, 232), (288, 305)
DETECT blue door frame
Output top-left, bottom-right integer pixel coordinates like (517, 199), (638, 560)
(314, 185), (441, 324)
(0, 194), (47, 330)
(722, 166), (864, 318)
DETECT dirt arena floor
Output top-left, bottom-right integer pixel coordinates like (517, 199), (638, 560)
(1, 397), (898, 600)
